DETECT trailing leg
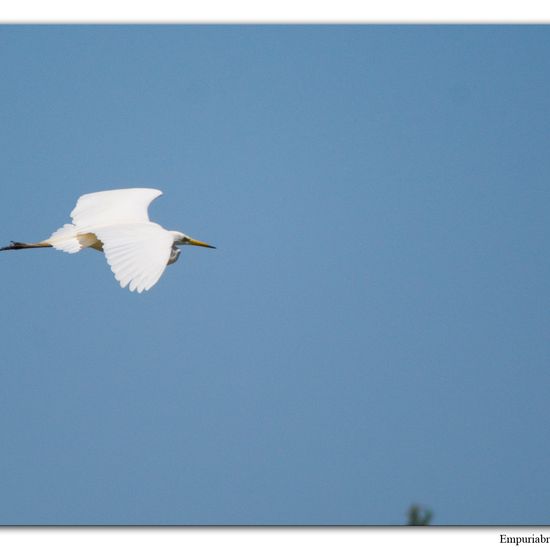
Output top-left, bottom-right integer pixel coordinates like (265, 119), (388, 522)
(0, 241), (52, 251)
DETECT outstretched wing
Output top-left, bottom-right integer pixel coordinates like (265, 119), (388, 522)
(70, 188), (163, 228)
(93, 223), (174, 293)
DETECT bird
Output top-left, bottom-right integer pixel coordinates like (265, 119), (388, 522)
(0, 188), (215, 293)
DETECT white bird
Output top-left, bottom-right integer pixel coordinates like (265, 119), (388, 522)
(1, 188), (215, 293)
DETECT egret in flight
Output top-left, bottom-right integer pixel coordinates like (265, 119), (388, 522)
(1, 188), (215, 293)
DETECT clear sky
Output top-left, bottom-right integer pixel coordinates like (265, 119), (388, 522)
(0, 25), (548, 525)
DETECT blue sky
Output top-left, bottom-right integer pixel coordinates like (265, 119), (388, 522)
(0, 25), (548, 525)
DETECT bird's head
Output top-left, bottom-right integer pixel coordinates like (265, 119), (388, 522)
(172, 231), (216, 249)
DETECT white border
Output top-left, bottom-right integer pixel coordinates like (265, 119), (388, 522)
(2, 527), (547, 550)
(1, 0), (550, 22)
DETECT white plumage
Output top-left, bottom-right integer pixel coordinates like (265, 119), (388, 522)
(93, 223), (174, 293)
(1, 188), (215, 293)
(71, 188), (162, 227)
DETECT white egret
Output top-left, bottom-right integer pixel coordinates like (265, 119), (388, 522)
(1, 188), (215, 293)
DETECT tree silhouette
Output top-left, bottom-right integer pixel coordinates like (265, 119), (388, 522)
(407, 504), (433, 525)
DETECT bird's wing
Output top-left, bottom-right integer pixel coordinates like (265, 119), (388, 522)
(93, 223), (174, 293)
(70, 188), (163, 228)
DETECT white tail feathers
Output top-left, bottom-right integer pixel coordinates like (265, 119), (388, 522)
(46, 224), (98, 254)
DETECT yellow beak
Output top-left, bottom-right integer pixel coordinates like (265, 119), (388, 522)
(187, 237), (216, 249)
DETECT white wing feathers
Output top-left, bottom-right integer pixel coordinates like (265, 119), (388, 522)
(44, 188), (176, 292)
(70, 188), (162, 227)
(47, 224), (85, 253)
(94, 223), (174, 293)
